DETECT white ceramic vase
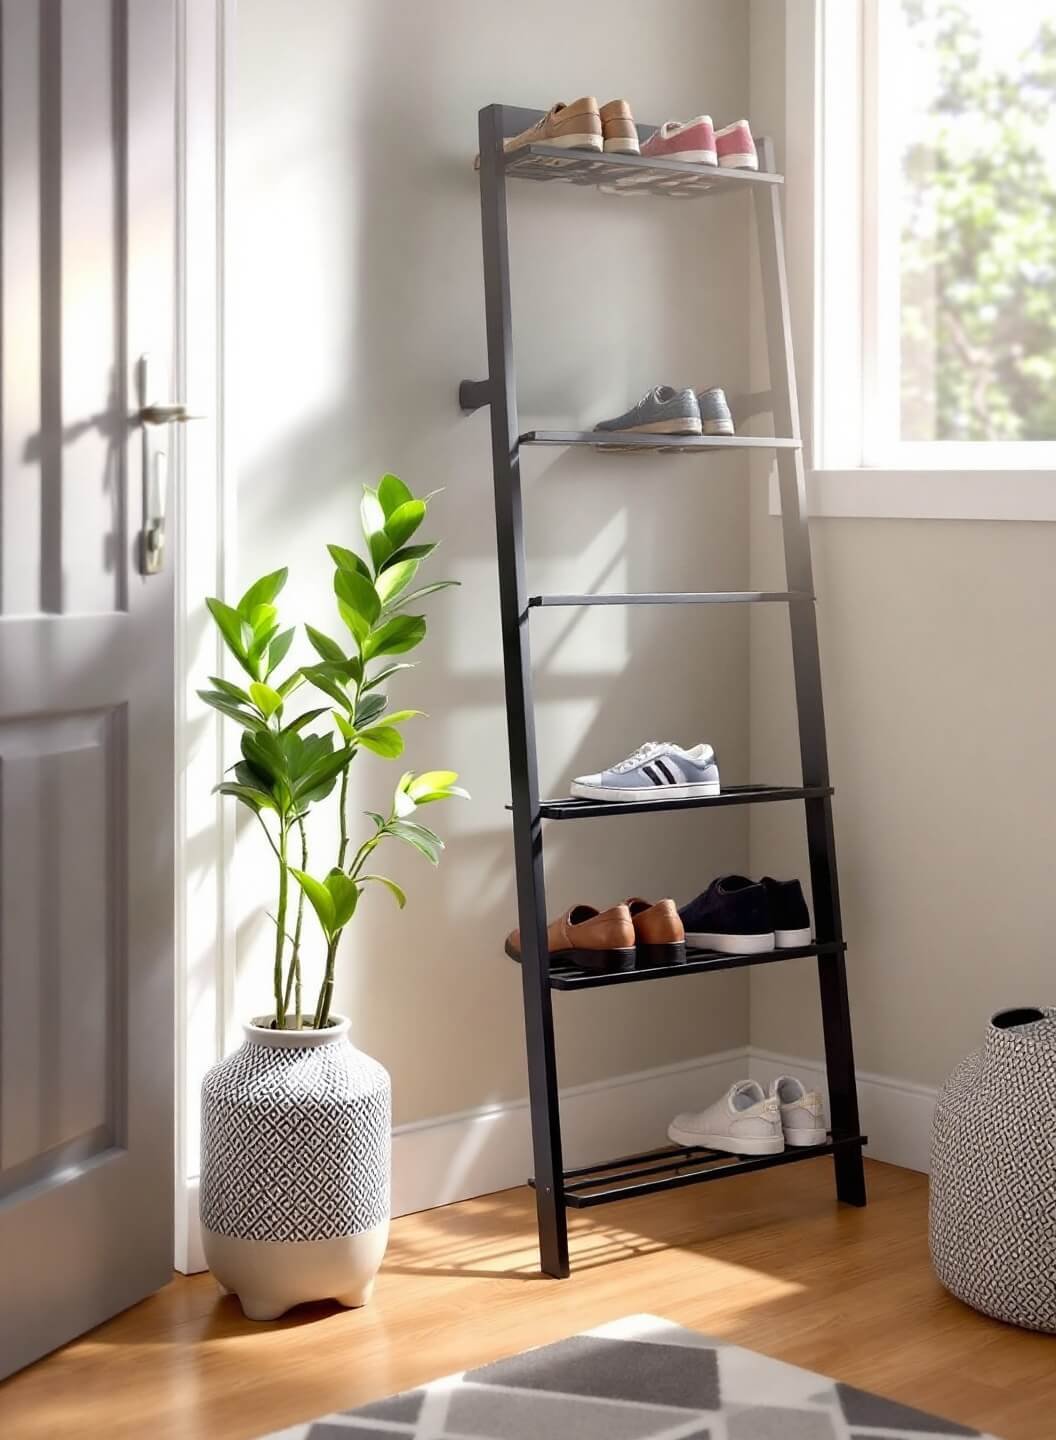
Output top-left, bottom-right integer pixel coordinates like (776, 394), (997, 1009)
(200, 1014), (391, 1321)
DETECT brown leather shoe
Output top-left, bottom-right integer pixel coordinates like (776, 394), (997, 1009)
(600, 99), (640, 155)
(626, 897), (686, 969)
(504, 903), (635, 973)
(474, 98), (603, 170)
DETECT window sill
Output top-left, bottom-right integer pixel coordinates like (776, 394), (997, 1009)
(768, 468), (1056, 522)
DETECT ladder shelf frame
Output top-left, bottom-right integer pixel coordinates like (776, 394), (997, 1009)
(465, 104), (866, 1280)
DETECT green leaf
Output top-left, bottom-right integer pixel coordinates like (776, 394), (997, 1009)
(237, 567), (288, 618)
(324, 869), (360, 928)
(294, 745), (354, 801)
(281, 707), (328, 734)
(277, 671), (305, 700)
(327, 544), (371, 580)
(334, 567), (382, 627)
(305, 625), (347, 663)
(198, 690), (264, 731)
(381, 541), (437, 572)
(241, 730), (291, 809)
(249, 681), (283, 719)
(214, 781), (274, 812)
(206, 597), (256, 678)
(363, 614), (426, 660)
(357, 725), (404, 758)
(408, 770), (458, 798)
(337, 600), (370, 649)
(376, 709), (422, 726)
(302, 664), (353, 713)
(208, 675), (252, 704)
(386, 580), (459, 614)
(333, 711), (356, 744)
(265, 626), (295, 677)
(360, 489), (392, 571)
(247, 602), (278, 639)
(375, 556), (420, 606)
(393, 787), (417, 818)
(353, 692), (387, 728)
(290, 869), (337, 938)
(362, 661), (415, 692)
(361, 873), (407, 908)
(389, 818), (444, 865)
(384, 499), (426, 550)
(413, 785), (470, 804)
(377, 472), (413, 517)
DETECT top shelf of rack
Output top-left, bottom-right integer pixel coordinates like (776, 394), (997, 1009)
(503, 142), (783, 199)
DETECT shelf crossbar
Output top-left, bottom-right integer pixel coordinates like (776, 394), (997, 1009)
(529, 591), (812, 608)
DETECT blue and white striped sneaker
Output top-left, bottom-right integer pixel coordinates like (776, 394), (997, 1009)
(570, 740), (720, 804)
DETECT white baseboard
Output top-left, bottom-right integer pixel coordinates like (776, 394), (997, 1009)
(175, 1047), (748, 1274)
(175, 1045), (937, 1275)
(748, 1047), (936, 1174)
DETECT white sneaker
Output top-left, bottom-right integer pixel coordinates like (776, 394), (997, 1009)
(571, 740), (720, 804)
(668, 1079), (784, 1156)
(768, 1075), (827, 1147)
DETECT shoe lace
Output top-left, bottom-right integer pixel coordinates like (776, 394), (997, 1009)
(613, 740), (672, 773)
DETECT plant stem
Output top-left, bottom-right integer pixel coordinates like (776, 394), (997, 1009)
(273, 822), (289, 1028)
(337, 767), (350, 869)
(293, 815), (307, 1028)
(313, 933), (340, 1028)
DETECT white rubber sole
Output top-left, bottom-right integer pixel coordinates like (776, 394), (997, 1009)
(668, 1123), (784, 1156)
(541, 132), (603, 152)
(783, 1127), (827, 1147)
(604, 137), (640, 154)
(683, 929), (775, 954)
(644, 147), (717, 165)
(570, 779), (720, 803)
(611, 416), (703, 435)
(702, 418), (735, 436)
(776, 926), (812, 948)
(719, 152), (759, 169)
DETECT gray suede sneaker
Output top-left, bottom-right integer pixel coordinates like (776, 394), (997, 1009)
(696, 386), (735, 436)
(593, 385), (702, 437)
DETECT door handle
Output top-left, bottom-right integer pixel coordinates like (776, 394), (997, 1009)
(140, 401), (202, 425)
(137, 353), (204, 575)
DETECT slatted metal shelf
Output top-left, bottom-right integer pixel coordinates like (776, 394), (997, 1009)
(537, 783), (833, 821)
(505, 142), (783, 199)
(528, 591), (811, 608)
(530, 1135), (867, 1208)
(519, 429), (799, 452)
(544, 941), (846, 990)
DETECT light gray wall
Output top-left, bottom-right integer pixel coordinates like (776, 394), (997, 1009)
(747, 0), (1056, 1089)
(230, 0), (755, 1125)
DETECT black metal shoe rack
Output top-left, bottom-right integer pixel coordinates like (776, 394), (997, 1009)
(459, 104), (867, 1278)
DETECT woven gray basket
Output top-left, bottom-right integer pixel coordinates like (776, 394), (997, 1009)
(929, 1006), (1056, 1332)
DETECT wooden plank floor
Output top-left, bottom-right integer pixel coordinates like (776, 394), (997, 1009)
(1, 1159), (1052, 1439)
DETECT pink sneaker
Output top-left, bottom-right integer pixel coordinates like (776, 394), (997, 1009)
(715, 120), (758, 171)
(640, 116), (717, 166)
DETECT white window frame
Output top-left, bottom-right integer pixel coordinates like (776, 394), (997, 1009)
(783, 0), (1056, 520)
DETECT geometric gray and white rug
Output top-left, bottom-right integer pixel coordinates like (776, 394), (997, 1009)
(259, 1313), (1002, 1439)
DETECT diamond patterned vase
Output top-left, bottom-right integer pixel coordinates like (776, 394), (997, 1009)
(200, 1014), (391, 1321)
(929, 1006), (1056, 1333)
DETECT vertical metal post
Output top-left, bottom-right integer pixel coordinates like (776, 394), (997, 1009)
(477, 104), (570, 1274)
(753, 138), (866, 1207)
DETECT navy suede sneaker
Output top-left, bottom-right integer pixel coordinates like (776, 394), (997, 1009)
(679, 876), (774, 955)
(760, 876), (812, 947)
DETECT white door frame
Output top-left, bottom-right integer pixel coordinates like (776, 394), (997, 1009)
(173, 0), (238, 1274)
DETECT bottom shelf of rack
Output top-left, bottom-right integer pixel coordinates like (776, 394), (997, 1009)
(530, 1133), (867, 1209)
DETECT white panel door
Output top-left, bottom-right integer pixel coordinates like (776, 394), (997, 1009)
(0, 0), (177, 1377)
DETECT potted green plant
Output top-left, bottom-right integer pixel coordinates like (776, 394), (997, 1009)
(198, 474), (466, 1320)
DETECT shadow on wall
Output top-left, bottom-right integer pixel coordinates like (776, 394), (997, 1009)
(228, 0), (759, 1126)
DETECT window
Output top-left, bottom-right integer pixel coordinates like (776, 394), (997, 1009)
(816, 0), (1056, 475)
